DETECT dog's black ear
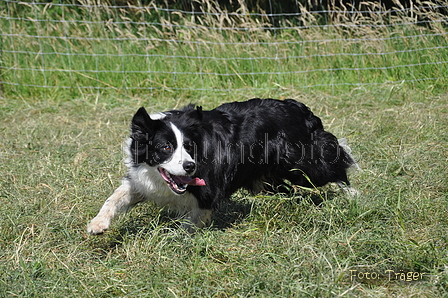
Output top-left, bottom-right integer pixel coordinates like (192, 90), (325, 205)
(131, 107), (160, 138)
(182, 105), (203, 121)
(195, 106), (203, 120)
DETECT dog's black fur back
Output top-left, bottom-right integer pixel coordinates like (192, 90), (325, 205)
(167, 98), (356, 210)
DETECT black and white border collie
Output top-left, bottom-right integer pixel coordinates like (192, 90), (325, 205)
(88, 98), (357, 234)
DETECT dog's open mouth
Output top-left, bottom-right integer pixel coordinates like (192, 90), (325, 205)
(158, 167), (206, 194)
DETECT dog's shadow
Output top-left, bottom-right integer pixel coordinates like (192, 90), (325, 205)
(88, 189), (338, 253)
(120, 189), (329, 233)
(211, 197), (254, 230)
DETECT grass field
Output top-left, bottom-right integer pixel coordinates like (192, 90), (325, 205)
(1, 87), (447, 297)
(1, 2), (448, 297)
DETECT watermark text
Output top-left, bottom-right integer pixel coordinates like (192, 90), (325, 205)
(349, 269), (426, 282)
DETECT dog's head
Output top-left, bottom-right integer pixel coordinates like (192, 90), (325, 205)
(129, 107), (205, 194)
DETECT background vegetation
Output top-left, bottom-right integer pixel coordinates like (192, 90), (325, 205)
(0, 0), (447, 297)
(1, 0), (447, 98)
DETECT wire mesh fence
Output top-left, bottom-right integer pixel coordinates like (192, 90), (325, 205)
(1, 0), (447, 97)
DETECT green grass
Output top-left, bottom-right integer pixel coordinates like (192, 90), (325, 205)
(1, 1), (447, 99)
(1, 87), (447, 297)
(1, 2), (448, 297)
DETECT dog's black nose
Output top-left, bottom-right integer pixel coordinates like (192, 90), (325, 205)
(183, 161), (196, 174)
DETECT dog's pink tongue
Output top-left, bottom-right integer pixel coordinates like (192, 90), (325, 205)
(176, 176), (206, 186)
(187, 177), (206, 186)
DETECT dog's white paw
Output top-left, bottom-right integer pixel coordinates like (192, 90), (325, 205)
(87, 217), (110, 235)
(347, 187), (360, 197)
(342, 186), (360, 197)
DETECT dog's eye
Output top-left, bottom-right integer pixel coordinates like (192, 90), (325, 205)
(136, 141), (146, 149)
(163, 145), (172, 151)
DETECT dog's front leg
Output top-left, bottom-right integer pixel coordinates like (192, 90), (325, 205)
(87, 180), (139, 235)
(182, 208), (212, 233)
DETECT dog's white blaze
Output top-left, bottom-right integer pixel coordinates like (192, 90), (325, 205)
(160, 123), (194, 176)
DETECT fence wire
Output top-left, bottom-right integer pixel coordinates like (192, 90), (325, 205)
(1, 0), (447, 96)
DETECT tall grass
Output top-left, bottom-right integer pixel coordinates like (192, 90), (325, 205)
(1, 0), (447, 99)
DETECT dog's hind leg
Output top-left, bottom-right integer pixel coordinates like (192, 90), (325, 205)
(87, 179), (141, 235)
